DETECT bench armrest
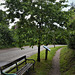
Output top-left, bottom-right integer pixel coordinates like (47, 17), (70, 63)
(26, 59), (35, 64)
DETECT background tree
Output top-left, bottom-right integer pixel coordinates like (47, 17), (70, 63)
(67, 18), (75, 49)
(0, 10), (14, 48)
(66, 3), (75, 49)
(70, 2), (75, 10)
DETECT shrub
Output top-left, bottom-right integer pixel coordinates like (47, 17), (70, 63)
(68, 31), (75, 49)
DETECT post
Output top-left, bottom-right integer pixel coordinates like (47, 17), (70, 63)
(25, 56), (27, 64)
(43, 46), (50, 60)
(0, 67), (3, 75)
(45, 49), (48, 60)
(16, 62), (18, 71)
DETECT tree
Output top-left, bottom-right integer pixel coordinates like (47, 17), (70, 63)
(70, 2), (75, 10)
(3, 0), (70, 61)
(0, 10), (8, 25)
(0, 10), (14, 48)
(67, 19), (75, 49)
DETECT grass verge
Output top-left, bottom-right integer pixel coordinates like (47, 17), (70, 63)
(24, 46), (64, 75)
(60, 47), (75, 75)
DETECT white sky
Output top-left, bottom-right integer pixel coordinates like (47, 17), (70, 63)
(0, 0), (75, 28)
(0, 0), (5, 10)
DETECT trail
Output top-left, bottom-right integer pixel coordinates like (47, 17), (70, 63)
(49, 48), (62, 75)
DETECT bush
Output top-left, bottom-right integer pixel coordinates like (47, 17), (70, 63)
(67, 19), (75, 49)
(0, 24), (14, 49)
(68, 31), (75, 49)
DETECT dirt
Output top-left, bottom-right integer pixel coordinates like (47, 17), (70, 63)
(48, 48), (62, 75)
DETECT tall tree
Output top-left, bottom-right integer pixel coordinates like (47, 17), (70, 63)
(3, 0), (70, 61)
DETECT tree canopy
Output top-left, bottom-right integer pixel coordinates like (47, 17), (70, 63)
(2, 0), (71, 61)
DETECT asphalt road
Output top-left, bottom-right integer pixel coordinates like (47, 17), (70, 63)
(0, 45), (63, 67)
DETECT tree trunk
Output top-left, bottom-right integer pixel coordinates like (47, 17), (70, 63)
(37, 23), (41, 62)
(37, 40), (40, 62)
(54, 44), (55, 48)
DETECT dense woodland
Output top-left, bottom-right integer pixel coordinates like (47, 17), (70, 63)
(0, 0), (75, 61)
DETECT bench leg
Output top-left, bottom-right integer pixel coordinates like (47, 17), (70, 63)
(33, 64), (34, 70)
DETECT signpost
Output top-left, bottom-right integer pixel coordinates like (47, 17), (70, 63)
(43, 46), (51, 60)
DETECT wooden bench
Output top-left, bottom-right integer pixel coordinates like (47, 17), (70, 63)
(0, 55), (35, 75)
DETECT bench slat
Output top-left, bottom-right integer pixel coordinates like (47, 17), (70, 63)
(1, 56), (26, 70)
(16, 63), (33, 75)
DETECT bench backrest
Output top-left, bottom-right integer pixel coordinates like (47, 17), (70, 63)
(0, 55), (26, 74)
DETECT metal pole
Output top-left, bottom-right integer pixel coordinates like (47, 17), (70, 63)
(45, 49), (48, 60)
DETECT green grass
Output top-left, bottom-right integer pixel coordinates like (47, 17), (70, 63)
(24, 46), (64, 75)
(60, 47), (75, 75)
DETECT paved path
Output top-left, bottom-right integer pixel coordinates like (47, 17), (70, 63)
(49, 48), (63, 75)
(0, 45), (63, 67)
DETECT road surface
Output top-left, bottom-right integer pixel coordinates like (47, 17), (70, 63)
(0, 45), (63, 67)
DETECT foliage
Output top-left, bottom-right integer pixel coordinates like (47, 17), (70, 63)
(60, 47), (75, 75)
(3, 0), (70, 45)
(68, 31), (75, 49)
(0, 23), (14, 48)
(67, 10), (75, 49)
(70, 2), (75, 10)
(0, 10), (14, 49)
(52, 28), (67, 45)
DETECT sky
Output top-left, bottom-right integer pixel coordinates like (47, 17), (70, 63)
(0, 0), (75, 28)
